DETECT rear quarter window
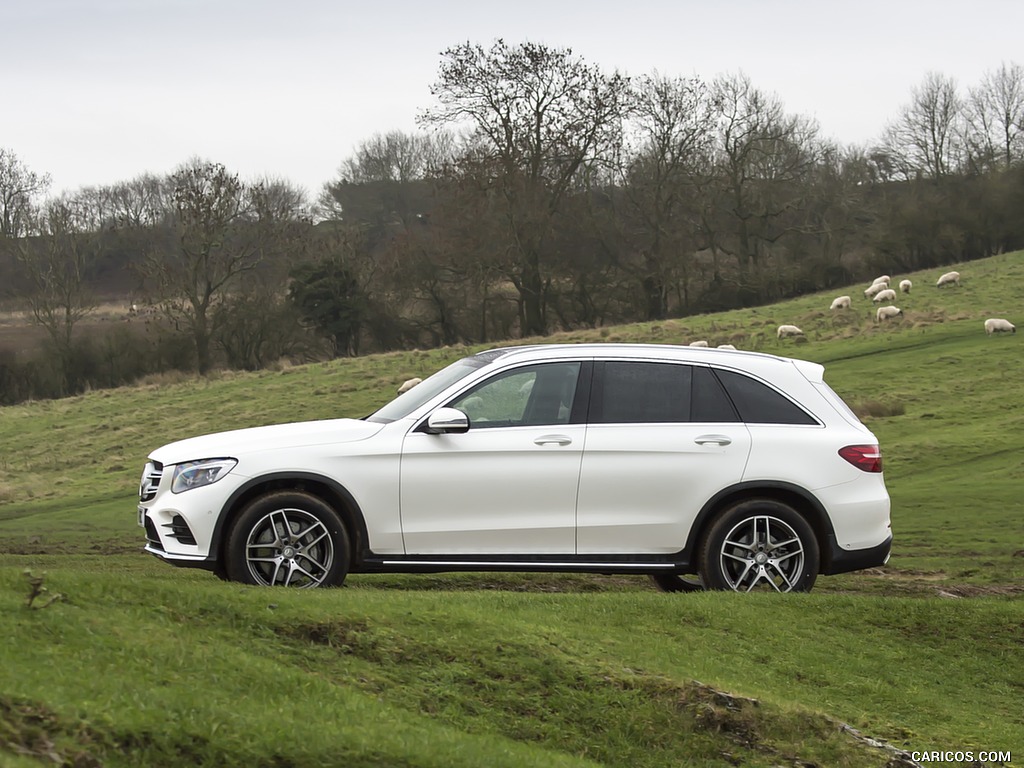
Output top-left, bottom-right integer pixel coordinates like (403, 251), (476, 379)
(713, 369), (818, 425)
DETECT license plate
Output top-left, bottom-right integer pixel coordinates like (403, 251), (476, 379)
(138, 506), (147, 528)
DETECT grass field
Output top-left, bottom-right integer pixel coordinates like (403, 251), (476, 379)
(2, 253), (1023, 766)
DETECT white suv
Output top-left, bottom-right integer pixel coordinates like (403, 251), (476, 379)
(138, 344), (892, 592)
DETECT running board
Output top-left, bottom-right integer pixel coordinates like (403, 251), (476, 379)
(356, 556), (688, 575)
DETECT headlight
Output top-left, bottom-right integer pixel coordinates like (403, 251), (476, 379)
(171, 458), (237, 493)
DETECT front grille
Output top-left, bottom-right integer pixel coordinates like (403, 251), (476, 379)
(163, 514), (197, 546)
(139, 461), (163, 503)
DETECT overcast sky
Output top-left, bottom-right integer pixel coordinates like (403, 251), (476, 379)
(7, 0), (1022, 198)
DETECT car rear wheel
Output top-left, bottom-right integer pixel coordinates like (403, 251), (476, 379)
(699, 499), (818, 593)
(648, 573), (704, 592)
(226, 491), (350, 588)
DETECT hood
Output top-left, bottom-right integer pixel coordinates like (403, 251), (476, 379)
(149, 418), (384, 466)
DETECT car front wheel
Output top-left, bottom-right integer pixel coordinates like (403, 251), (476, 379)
(225, 491), (350, 588)
(699, 500), (819, 593)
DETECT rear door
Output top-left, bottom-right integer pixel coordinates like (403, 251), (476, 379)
(575, 361), (752, 554)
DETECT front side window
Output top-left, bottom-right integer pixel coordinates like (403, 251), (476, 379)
(449, 362), (582, 428)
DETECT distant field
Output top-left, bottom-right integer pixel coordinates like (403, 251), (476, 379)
(1, 252), (1023, 766)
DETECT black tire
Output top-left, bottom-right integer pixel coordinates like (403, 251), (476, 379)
(699, 499), (819, 593)
(648, 573), (705, 593)
(225, 491), (350, 588)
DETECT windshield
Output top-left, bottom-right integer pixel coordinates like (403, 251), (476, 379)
(366, 357), (489, 423)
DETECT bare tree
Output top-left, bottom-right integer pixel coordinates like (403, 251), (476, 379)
(420, 40), (630, 336)
(316, 130), (454, 223)
(621, 72), (717, 318)
(881, 72), (964, 179)
(704, 72), (821, 286)
(16, 195), (101, 393)
(963, 61), (1024, 171)
(146, 159), (307, 374)
(0, 148), (51, 238)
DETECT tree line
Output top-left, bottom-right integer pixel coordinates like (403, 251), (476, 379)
(1, 41), (1023, 405)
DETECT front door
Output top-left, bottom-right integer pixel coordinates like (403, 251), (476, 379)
(400, 361), (586, 554)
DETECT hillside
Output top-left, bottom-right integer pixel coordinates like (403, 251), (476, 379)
(1, 252), (1022, 766)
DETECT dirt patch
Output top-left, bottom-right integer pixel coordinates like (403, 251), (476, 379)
(0, 696), (101, 767)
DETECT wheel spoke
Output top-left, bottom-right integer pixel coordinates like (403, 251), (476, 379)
(722, 550), (750, 564)
(291, 562), (322, 585)
(723, 536), (755, 552)
(293, 521), (323, 540)
(299, 529), (329, 551)
(768, 562), (794, 590)
(300, 552), (328, 573)
(731, 561), (755, 589)
(774, 549), (802, 564)
(269, 558), (285, 586)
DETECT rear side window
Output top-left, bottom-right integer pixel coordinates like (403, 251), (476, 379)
(692, 366), (740, 422)
(597, 362), (690, 423)
(713, 369), (818, 425)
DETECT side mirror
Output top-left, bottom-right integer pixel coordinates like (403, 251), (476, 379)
(425, 407), (470, 434)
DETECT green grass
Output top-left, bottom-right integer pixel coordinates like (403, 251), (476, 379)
(2, 252), (1024, 765)
(3, 564), (1021, 767)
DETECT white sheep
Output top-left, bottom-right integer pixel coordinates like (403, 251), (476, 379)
(984, 318), (1015, 335)
(689, 340), (709, 347)
(716, 344), (737, 350)
(899, 279), (912, 294)
(871, 275), (891, 287)
(777, 324), (804, 339)
(872, 288), (897, 303)
(830, 295), (851, 310)
(397, 377), (422, 394)
(876, 305), (902, 321)
(936, 271), (960, 288)
(864, 282), (887, 298)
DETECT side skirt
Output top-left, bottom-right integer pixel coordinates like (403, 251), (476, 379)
(355, 554), (692, 575)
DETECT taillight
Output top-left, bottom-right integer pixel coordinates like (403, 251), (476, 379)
(838, 444), (883, 473)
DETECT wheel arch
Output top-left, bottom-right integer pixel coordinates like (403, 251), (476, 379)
(686, 481), (835, 572)
(211, 473), (370, 569)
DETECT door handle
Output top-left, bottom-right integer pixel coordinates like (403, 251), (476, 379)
(695, 434), (732, 446)
(534, 435), (572, 446)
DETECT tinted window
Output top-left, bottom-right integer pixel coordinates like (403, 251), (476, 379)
(598, 362), (690, 423)
(450, 362), (581, 428)
(714, 369), (817, 425)
(692, 366), (740, 422)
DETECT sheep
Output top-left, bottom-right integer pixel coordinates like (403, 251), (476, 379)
(864, 282), (888, 299)
(872, 288), (897, 303)
(876, 305), (902, 321)
(984, 318), (1016, 335)
(716, 344), (737, 350)
(936, 271), (960, 288)
(830, 295), (851, 310)
(689, 340), (709, 347)
(777, 324), (804, 339)
(899, 279), (912, 294)
(871, 275), (891, 287)
(397, 377), (422, 394)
